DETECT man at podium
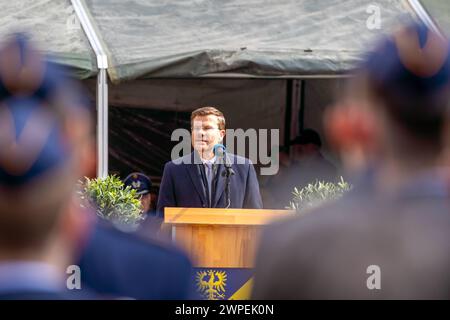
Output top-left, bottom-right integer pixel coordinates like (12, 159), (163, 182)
(157, 106), (262, 216)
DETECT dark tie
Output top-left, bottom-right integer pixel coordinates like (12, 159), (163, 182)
(205, 162), (213, 206)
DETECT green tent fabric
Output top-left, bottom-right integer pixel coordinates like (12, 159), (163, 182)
(81, 0), (415, 83)
(0, 0), (97, 79)
(420, 0), (450, 36)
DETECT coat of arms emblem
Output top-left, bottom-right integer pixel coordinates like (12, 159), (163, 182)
(196, 270), (227, 300)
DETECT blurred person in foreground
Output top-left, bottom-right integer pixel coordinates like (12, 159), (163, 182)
(252, 23), (450, 299)
(0, 34), (192, 300)
(0, 34), (95, 299)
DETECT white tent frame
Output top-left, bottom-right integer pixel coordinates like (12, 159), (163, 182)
(72, 0), (109, 178)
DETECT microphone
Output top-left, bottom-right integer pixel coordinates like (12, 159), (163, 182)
(213, 144), (226, 158)
(214, 144), (233, 170)
(213, 144), (234, 208)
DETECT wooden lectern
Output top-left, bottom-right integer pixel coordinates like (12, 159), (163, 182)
(164, 207), (294, 268)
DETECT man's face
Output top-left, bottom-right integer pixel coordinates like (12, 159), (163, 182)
(140, 193), (151, 213)
(292, 143), (318, 161)
(191, 115), (225, 158)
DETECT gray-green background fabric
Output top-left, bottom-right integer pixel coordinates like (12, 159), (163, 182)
(420, 0), (450, 36)
(0, 0), (97, 79)
(81, 0), (415, 83)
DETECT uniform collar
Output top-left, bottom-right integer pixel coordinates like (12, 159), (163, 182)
(0, 261), (63, 293)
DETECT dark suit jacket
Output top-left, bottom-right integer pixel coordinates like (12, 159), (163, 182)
(252, 174), (450, 299)
(157, 152), (263, 214)
(77, 221), (192, 300)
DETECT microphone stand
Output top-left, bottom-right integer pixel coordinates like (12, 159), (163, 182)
(222, 154), (235, 209)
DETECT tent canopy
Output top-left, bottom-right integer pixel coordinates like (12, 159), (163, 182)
(0, 0), (97, 79)
(420, 0), (450, 36)
(0, 1), (419, 82)
(81, 0), (415, 83)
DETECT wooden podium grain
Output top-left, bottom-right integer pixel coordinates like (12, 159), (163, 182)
(164, 207), (294, 268)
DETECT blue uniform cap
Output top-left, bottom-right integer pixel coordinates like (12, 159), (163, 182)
(0, 33), (88, 187)
(359, 22), (450, 116)
(123, 172), (152, 195)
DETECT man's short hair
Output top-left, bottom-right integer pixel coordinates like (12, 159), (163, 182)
(191, 106), (226, 130)
(290, 129), (322, 147)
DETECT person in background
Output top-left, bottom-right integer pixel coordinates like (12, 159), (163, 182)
(123, 172), (167, 240)
(124, 172), (154, 216)
(259, 146), (291, 208)
(269, 129), (339, 208)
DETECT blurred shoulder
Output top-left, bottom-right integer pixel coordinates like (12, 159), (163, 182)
(261, 193), (365, 244)
(93, 223), (191, 267)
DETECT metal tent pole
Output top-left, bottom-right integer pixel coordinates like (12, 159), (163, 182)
(408, 0), (444, 38)
(71, 0), (109, 178)
(97, 69), (108, 178)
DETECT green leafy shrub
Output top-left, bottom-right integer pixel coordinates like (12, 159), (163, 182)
(289, 177), (352, 212)
(79, 175), (144, 226)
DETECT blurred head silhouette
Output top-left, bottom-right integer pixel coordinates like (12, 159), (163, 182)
(290, 129), (322, 161)
(0, 34), (94, 271)
(325, 23), (450, 188)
